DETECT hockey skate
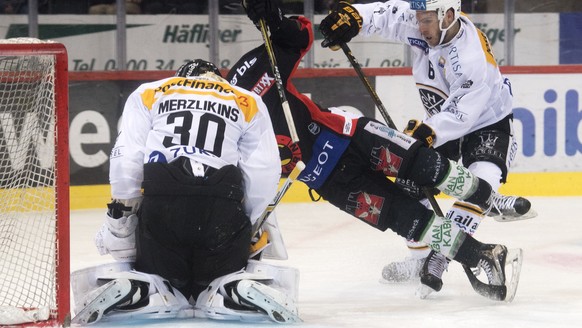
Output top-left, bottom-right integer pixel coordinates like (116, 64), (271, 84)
(72, 278), (134, 325)
(380, 257), (425, 283)
(416, 250), (449, 299)
(488, 193), (537, 222)
(462, 244), (523, 302)
(233, 279), (301, 324)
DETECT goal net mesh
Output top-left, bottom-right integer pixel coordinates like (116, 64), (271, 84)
(0, 38), (68, 326)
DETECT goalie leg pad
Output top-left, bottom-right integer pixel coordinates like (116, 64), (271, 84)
(71, 265), (193, 324)
(246, 260), (300, 303)
(261, 212), (289, 260)
(71, 262), (134, 315)
(71, 278), (134, 325)
(195, 269), (272, 322)
(195, 263), (300, 323)
(97, 271), (193, 322)
(234, 280), (301, 324)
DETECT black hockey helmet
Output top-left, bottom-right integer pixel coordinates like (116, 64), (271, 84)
(175, 59), (222, 78)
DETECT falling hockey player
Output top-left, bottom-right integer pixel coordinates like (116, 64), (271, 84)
(71, 60), (302, 325)
(319, 0), (537, 298)
(231, 0), (531, 303)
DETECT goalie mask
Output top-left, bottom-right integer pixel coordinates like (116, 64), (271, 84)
(175, 59), (222, 78)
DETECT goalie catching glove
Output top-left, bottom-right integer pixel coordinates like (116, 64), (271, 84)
(319, 1), (362, 49)
(94, 198), (142, 262)
(243, 0), (283, 31)
(404, 119), (436, 148)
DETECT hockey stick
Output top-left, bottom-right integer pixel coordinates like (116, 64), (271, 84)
(337, 42), (518, 301)
(252, 160), (306, 236)
(258, 19), (300, 143)
(338, 42), (443, 216)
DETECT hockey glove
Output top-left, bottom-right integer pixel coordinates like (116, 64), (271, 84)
(319, 1), (362, 50)
(404, 119), (436, 148)
(243, 0), (283, 31)
(395, 178), (424, 200)
(395, 177), (441, 200)
(95, 198), (142, 261)
(94, 212), (138, 261)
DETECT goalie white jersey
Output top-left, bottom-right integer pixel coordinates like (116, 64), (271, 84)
(109, 74), (280, 223)
(355, 0), (514, 148)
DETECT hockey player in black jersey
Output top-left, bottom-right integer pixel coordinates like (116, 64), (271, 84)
(228, 0), (533, 302)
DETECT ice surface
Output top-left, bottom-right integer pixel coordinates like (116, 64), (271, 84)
(70, 196), (582, 327)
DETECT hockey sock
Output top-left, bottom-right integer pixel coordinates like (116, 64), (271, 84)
(435, 160), (479, 199)
(447, 201), (484, 235)
(419, 213), (466, 259)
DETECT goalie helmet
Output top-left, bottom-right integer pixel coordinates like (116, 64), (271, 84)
(175, 59), (222, 78)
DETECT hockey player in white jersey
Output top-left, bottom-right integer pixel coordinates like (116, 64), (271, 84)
(320, 0), (535, 297)
(71, 60), (301, 325)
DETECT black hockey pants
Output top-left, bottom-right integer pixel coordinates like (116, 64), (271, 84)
(135, 158), (251, 300)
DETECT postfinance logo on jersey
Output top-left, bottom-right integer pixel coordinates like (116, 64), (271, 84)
(141, 78), (259, 122)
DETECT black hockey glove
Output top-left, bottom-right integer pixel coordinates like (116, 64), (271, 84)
(243, 0), (283, 31)
(395, 178), (440, 200)
(319, 1), (362, 50)
(404, 119), (436, 148)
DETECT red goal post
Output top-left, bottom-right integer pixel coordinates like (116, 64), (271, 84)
(0, 38), (70, 327)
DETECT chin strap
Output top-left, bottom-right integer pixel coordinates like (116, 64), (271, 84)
(437, 18), (458, 45)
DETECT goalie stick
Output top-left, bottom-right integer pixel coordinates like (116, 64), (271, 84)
(252, 160), (305, 236)
(336, 41), (522, 301)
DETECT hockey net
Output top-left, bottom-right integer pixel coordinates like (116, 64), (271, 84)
(0, 38), (70, 326)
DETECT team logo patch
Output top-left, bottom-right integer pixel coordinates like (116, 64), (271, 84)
(417, 86), (447, 117)
(277, 134), (302, 175)
(346, 191), (384, 225)
(370, 146), (402, 177)
(438, 56), (446, 68)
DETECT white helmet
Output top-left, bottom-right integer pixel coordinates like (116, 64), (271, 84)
(410, 0), (461, 19)
(409, 0), (461, 45)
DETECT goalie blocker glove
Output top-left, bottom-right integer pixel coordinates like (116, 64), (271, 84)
(319, 1), (362, 49)
(94, 198), (142, 261)
(404, 119), (436, 148)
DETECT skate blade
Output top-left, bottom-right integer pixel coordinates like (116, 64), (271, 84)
(237, 280), (302, 324)
(71, 279), (132, 325)
(415, 284), (435, 299)
(494, 208), (537, 222)
(503, 248), (523, 303)
(462, 247), (523, 302)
